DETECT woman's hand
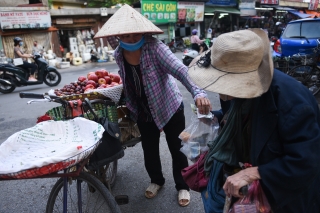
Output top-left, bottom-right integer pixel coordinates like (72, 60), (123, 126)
(195, 97), (212, 114)
(223, 167), (260, 198)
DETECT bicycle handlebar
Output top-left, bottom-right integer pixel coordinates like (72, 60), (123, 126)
(19, 92), (68, 105)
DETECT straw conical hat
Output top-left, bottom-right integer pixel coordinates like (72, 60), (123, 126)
(94, 4), (163, 38)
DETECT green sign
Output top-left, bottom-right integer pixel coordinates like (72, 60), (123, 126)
(141, 1), (177, 24)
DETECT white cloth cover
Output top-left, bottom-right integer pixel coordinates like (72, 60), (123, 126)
(0, 117), (104, 174)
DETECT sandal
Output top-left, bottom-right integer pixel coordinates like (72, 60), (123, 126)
(178, 189), (190, 207)
(145, 183), (162, 199)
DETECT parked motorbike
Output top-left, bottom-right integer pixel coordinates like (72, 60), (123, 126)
(0, 53), (61, 94)
(167, 37), (187, 53)
(182, 39), (212, 66)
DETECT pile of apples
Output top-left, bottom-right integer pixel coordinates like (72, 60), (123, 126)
(54, 69), (122, 96)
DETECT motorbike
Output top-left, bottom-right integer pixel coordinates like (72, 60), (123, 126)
(182, 39), (212, 66)
(167, 37), (187, 53)
(0, 53), (61, 94)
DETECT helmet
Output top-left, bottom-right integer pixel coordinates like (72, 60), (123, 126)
(14, 37), (22, 43)
(192, 29), (198, 35)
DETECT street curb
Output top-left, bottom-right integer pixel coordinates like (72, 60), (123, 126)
(55, 61), (117, 73)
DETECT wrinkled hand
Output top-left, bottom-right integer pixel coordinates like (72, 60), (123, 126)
(223, 167), (260, 198)
(195, 97), (212, 115)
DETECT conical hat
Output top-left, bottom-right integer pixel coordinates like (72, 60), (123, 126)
(94, 4), (163, 38)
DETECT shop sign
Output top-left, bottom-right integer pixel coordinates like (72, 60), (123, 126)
(0, 11), (51, 29)
(141, 0), (177, 24)
(239, 0), (256, 16)
(260, 0), (278, 5)
(177, 2), (205, 22)
(56, 18), (73, 24)
(206, 0), (237, 6)
(309, 0), (319, 11)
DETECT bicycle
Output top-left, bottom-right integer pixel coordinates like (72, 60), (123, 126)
(0, 92), (122, 213)
(286, 39), (320, 96)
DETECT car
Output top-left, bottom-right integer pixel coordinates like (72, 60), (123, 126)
(273, 17), (320, 58)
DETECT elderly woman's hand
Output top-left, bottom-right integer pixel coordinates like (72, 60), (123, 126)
(195, 97), (212, 115)
(223, 167), (260, 198)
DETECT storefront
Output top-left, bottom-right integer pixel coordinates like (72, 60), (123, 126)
(51, 15), (106, 58)
(0, 10), (58, 58)
(175, 1), (205, 39)
(204, 0), (241, 38)
(141, 0), (177, 43)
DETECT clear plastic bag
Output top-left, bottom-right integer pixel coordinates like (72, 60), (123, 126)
(179, 112), (219, 161)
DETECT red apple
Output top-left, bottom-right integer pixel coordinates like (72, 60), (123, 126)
(103, 76), (111, 84)
(86, 80), (96, 87)
(98, 78), (106, 85)
(110, 82), (119, 86)
(88, 74), (99, 83)
(85, 84), (95, 90)
(95, 70), (106, 78)
(111, 74), (121, 83)
(87, 72), (95, 79)
(78, 76), (87, 82)
(119, 79), (122, 84)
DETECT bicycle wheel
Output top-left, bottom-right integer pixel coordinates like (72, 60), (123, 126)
(46, 171), (121, 213)
(93, 160), (118, 189)
(287, 65), (320, 95)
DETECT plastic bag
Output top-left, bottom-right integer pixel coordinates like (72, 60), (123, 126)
(230, 180), (272, 213)
(179, 112), (219, 161)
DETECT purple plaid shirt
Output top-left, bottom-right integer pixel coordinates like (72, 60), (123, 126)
(107, 35), (207, 129)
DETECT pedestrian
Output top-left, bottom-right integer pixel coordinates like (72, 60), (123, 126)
(90, 49), (98, 62)
(188, 28), (320, 212)
(190, 29), (205, 54)
(32, 40), (43, 56)
(13, 37), (37, 81)
(94, 4), (212, 207)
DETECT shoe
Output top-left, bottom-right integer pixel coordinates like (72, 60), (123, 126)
(178, 189), (190, 207)
(28, 77), (37, 82)
(145, 183), (162, 199)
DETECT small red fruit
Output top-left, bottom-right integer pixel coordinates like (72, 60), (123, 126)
(103, 76), (111, 84)
(98, 78), (107, 85)
(87, 72), (95, 79)
(78, 76), (87, 82)
(88, 74), (99, 83)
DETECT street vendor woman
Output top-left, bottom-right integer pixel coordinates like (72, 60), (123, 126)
(94, 4), (211, 207)
(188, 28), (320, 212)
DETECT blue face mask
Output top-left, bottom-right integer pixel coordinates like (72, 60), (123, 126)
(119, 36), (145, 52)
(19, 42), (23, 46)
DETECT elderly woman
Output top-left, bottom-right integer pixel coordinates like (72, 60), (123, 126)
(188, 28), (320, 212)
(94, 4), (211, 207)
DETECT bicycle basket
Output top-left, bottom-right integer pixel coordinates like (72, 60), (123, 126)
(0, 117), (104, 179)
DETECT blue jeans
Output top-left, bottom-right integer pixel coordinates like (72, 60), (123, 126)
(201, 160), (226, 213)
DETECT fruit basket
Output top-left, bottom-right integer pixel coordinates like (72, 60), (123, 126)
(0, 117), (104, 179)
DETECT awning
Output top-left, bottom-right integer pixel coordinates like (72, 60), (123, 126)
(0, 26), (58, 36)
(205, 6), (241, 14)
(288, 10), (313, 19)
(305, 10), (320, 18)
(262, 6), (295, 11)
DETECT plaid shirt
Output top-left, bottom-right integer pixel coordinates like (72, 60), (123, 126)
(107, 35), (207, 129)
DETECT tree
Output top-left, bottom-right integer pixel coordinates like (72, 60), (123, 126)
(87, 0), (138, 8)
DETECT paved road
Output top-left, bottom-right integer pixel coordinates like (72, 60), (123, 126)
(0, 51), (221, 213)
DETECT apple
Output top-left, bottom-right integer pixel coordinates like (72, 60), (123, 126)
(85, 84), (95, 90)
(97, 84), (107, 89)
(86, 80), (96, 87)
(110, 74), (121, 83)
(110, 82), (119, 86)
(88, 74), (99, 83)
(103, 76), (111, 84)
(95, 70), (106, 78)
(78, 76), (86, 82)
(119, 79), (122, 84)
(87, 72), (95, 79)
(98, 78), (107, 85)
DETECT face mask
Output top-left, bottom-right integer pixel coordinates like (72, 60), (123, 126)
(19, 42), (23, 46)
(119, 36), (145, 51)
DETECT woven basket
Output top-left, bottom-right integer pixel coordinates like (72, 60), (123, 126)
(46, 102), (118, 123)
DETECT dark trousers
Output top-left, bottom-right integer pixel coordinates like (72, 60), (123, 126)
(137, 109), (189, 191)
(18, 61), (37, 75)
(91, 55), (98, 62)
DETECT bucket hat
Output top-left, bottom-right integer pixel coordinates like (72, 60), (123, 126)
(188, 28), (273, 99)
(94, 4), (163, 38)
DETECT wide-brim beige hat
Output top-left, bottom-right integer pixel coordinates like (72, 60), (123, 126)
(188, 28), (273, 99)
(94, 4), (163, 38)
